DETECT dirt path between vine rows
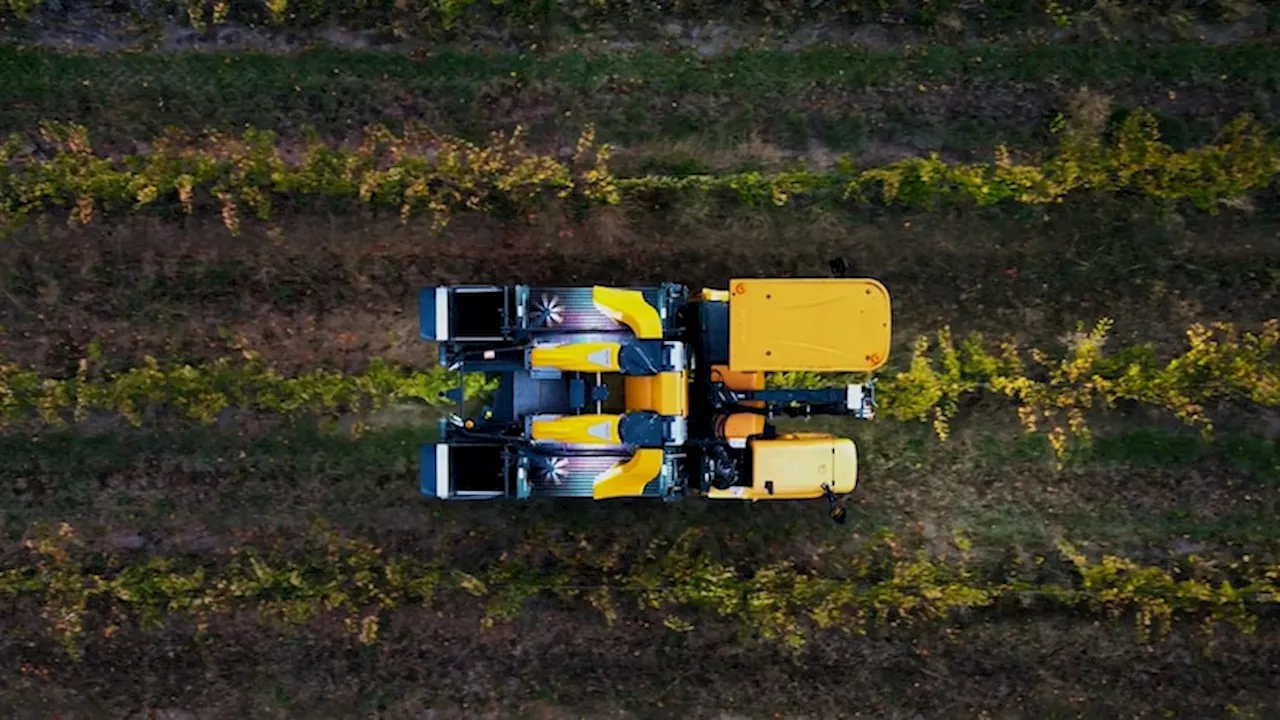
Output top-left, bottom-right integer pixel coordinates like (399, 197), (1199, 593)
(2, 200), (1276, 377)
(3, 604), (1278, 718)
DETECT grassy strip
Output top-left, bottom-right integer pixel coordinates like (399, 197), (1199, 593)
(0, 318), (1275, 458)
(3, 419), (1275, 556)
(3, 420), (1272, 481)
(2, 0), (1258, 37)
(4, 520), (1277, 658)
(0, 43), (1276, 152)
(7, 43), (1278, 107)
(2, 108), (1276, 235)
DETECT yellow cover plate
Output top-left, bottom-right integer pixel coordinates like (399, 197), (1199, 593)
(624, 372), (688, 416)
(728, 278), (891, 372)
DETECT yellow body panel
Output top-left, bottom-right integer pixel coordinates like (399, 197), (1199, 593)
(529, 343), (621, 372)
(727, 278), (891, 372)
(750, 434), (857, 500)
(592, 286), (664, 339)
(698, 288), (731, 302)
(625, 371), (688, 416)
(530, 414), (621, 445)
(593, 449), (665, 499)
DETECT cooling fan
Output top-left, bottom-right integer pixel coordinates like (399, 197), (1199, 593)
(530, 293), (563, 327)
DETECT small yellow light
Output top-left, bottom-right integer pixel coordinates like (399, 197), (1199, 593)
(464, 419), (475, 429)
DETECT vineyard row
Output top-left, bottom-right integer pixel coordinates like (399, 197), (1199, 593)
(4, 522), (1277, 657)
(1, 109), (1274, 234)
(2, 319), (1276, 457)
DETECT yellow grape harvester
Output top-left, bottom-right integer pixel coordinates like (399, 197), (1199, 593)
(418, 267), (891, 523)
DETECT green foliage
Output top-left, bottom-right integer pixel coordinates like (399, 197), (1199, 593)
(778, 318), (1280, 458)
(4, 522), (1277, 657)
(0, 352), (494, 428)
(1, 109), (1275, 234)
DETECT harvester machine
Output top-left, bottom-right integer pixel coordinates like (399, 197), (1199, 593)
(417, 270), (891, 523)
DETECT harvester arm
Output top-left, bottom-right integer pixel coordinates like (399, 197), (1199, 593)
(712, 381), (877, 420)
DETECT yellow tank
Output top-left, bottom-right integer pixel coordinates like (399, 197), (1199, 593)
(749, 433), (857, 500)
(705, 433), (857, 501)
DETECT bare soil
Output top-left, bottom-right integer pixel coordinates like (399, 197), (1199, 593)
(2, 604), (1278, 718)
